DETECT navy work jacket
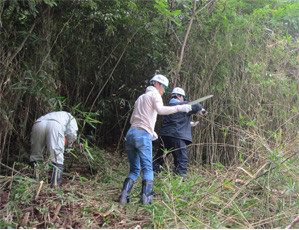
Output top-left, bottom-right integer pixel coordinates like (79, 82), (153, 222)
(159, 98), (202, 143)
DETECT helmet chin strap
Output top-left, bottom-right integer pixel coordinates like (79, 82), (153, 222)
(153, 81), (167, 93)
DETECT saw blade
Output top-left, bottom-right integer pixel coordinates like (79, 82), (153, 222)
(188, 95), (214, 105)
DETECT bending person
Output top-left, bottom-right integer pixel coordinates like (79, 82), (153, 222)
(30, 111), (78, 187)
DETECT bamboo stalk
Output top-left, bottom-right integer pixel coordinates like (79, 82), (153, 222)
(20, 212), (30, 227)
(34, 180), (44, 200)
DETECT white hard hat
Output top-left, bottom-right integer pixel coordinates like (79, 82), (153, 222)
(171, 87), (186, 97)
(150, 74), (169, 87)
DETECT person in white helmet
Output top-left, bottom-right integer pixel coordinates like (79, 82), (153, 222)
(153, 87), (207, 176)
(119, 75), (192, 205)
(29, 111), (78, 187)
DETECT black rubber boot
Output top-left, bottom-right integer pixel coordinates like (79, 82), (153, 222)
(141, 180), (154, 205)
(29, 161), (40, 180)
(119, 178), (134, 204)
(51, 163), (64, 187)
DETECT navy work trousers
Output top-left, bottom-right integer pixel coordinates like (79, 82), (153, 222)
(153, 136), (188, 175)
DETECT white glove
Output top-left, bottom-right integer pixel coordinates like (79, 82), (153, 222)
(152, 132), (158, 141)
(199, 108), (208, 116)
(190, 121), (199, 127)
(177, 104), (192, 113)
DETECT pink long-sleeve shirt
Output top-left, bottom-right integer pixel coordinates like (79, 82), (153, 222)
(130, 86), (180, 139)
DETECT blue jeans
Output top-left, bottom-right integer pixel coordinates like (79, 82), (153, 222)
(125, 127), (153, 181)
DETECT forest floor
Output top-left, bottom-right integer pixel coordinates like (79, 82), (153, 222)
(0, 148), (298, 229)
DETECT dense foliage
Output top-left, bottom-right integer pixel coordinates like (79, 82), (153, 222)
(1, 0), (297, 164)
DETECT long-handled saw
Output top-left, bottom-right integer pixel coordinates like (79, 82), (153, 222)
(188, 95), (213, 105)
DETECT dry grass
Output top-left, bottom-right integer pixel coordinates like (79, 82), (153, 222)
(0, 143), (298, 229)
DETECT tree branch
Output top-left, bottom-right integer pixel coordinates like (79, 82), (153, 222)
(173, 0), (196, 87)
(5, 8), (48, 68)
(89, 29), (139, 113)
(173, 0), (215, 87)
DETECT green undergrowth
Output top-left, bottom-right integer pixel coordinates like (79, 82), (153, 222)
(0, 146), (298, 229)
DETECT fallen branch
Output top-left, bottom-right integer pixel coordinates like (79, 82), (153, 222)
(117, 219), (152, 228)
(20, 212), (30, 227)
(0, 162), (28, 177)
(52, 202), (62, 222)
(217, 161), (271, 216)
(186, 213), (211, 229)
(286, 216), (299, 229)
(162, 201), (188, 228)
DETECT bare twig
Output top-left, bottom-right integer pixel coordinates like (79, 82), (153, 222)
(286, 216), (299, 229)
(9, 162), (15, 190)
(0, 162), (29, 177)
(117, 219), (152, 228)
(162, 201), (188, 228)
(36, 9), (75, 75)
(115, 110), (131, 155)
(83, 43), (121, 107)
(89, 29), (139, 113)
(186, 213), (211, 228)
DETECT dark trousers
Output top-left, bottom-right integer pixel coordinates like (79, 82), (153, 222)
(153, 136), (188, 175)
